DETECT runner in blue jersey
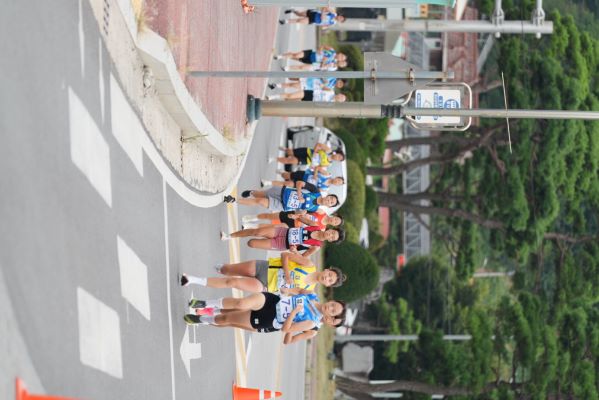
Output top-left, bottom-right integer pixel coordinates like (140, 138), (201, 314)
(232, 186), (339, 212)
(183, 292), (346, 345)
(280, 8), (346, 28)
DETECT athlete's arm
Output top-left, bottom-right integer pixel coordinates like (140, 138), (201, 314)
(282, 252), (293, 284)
(295, 181), (305, 202)
(287, 251), (312, 266)
(298, 215), (318, 226)
(302, 247), (319, 258)
(284, 330), (318, 345)
(282, 316), (315, 333)
(313, 143), (330, 153)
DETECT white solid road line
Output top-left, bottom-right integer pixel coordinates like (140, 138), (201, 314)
(68, 86), (112, 207)
(163, 180), (177, 400)
(77, 287), (123, 379)
(110, 74), (144, 176)
(117, 235), (151, 320)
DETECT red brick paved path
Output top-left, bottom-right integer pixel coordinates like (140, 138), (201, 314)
(144, 0), (279, 140)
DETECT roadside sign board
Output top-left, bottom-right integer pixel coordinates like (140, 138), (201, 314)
(414, 89), (461, 124)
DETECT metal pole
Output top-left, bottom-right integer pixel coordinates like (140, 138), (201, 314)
(260, 100), (383, 118)
(402, 107), (599, 120)
(189, 70), (453, 80)
(250, 0), (453, 6)
(335, 334), (473, 342)
(329, 19), (553, 35)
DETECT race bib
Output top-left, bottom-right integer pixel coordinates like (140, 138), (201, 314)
(275, 296), (294, 324)
(286, 191), (301, 209)
(288, 228), (302, 245)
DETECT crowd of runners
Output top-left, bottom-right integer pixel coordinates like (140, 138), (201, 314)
(181, 124), (350, 344)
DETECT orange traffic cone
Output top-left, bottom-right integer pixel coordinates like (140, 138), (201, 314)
(233, 383), (282, 400)
(16, 378), (81, 400)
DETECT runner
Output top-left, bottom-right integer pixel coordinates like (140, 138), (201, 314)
(261, 170), (345, 192)
(242, 210), (344, 230)
(183, 292), (346, 344)
(266, 88), (346, 102)
(180, 251), (346, 294)
(219, 224), (345, 252)
(277, 143), (345, 167)
(269, 77), (346, 92)
(279, 8), (345, 28)
(225, 186), (339, 212)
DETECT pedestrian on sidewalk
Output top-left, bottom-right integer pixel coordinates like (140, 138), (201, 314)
(180, 251), (346, 294)
(274, 47), (347, 70)
(280, 8), (345, 29)
(269, 77), (345, 92)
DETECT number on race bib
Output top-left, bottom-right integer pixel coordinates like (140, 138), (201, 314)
(286, 192), (301, 209)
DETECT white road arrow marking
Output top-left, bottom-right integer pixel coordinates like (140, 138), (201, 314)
(179, 326), (202, 377)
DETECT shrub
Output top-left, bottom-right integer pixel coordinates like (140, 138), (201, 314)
(326, 242), (380, 303)
(343, 221), (360, 244)
(339, 160), (365, 229)
(335, 127), (366, 170)
(365, 185), (379, 215)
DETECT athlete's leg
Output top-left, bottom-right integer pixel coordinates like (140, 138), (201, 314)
(270, 180), (294, 187)
(277, 156), (299, 164)
(222, 293), (266, 310)
(257, 212), (280, 221)
(237, 197), (269, 208)
(248, 238), (277, 250)
(287, 17), (309, 24)
(231, 226), (277, 239)
(220, 260), (257, 276)
(213, 311), (255, 331)
(206, 277), (264, 292)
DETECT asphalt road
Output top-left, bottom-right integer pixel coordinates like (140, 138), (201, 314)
(0, 1), (315, 400)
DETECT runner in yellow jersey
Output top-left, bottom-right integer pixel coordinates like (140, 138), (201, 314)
(180, 251), (346, 294)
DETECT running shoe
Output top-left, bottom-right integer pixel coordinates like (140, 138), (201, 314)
(223, 195), (236, 203)
(183, 314), (202, 325)
(195, 307), (215, 316)
(268, 83), (276, 90)
(189, 299), (207, 309)
(278, 19), (286, 25)
(284, 9), (293, 14)
(220, 231), (232, 241)
(241, 190), (252, 198)
(180, 274), (189, 287)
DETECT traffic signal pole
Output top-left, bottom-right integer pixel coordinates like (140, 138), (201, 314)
(249, 99), (599, 121)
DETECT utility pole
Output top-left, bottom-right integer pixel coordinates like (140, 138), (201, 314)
(328, 19), (553, 36)
(330, 0), (550, 37)
(247, 100), (599, 121)
(248, 0), (454, 7)
(335, 334), (473, 342)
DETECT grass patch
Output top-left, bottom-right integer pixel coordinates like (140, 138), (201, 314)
(313, 325), (336, 399)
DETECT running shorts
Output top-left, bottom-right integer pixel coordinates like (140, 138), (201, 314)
(270, 227), (289, 250)
(254, 260), (269, 290)
(250, 292), (279, 332)
(301, 90), (314, 102)
(307, 10), (319, 24)
(299, 49), (315, 64)
(292, 147), (310, 164)
(266, 187), (284, 211)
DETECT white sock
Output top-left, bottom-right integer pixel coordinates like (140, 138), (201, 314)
(267, 94), (282, 100)
(275, 83), (283, 88)
(274, 55), (282, 60)
(220, 232), (231, 241)
(213, 308), (222, 316)
(214, 263), (224, 273)
(243, 222), (257, 230)
(206, 298), (224, 308)
(283, 66), (290, 71)
(261, 179), (272, 186)
(200, 315), (216, 325)
(186, 275), (207, 286)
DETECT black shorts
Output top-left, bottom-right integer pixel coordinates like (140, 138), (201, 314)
(293, 147), (310, 164)
(301, 90), (314, 102)
(299, 49), (314, 64)
(279, 211), (296, 228)
(250, 292), (280, 333)
(289, 171), (305, 182)
(307, 10), (318, 24)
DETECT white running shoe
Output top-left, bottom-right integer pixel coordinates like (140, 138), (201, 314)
(242, 215), (258, 223)
(220, 231), (231, 241)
